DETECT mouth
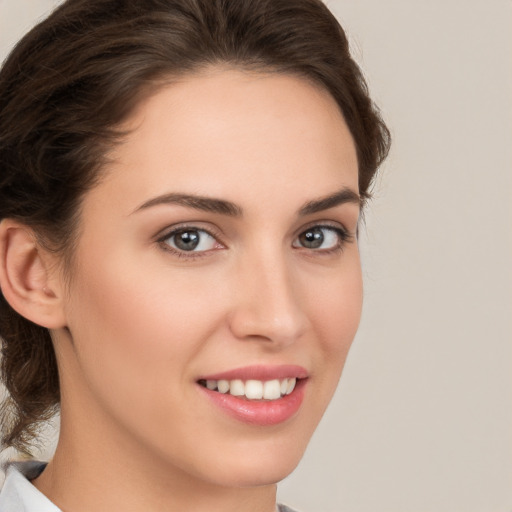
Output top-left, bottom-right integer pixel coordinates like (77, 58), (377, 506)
(196, 365), (308, 426)
(197, 377), (298, 401)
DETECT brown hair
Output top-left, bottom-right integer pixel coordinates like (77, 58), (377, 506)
(0, 0), (390, 454)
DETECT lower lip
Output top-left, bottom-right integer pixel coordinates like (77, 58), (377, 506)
(198, 379), (307, 426)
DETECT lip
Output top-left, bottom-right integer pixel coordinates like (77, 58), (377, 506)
(197, 365), (308, 426)
(198, 364), (308, 382)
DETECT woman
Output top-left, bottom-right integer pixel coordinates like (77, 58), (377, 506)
(0, 0), (390, 511)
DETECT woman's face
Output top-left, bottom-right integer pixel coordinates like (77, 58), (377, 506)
(54, 68), (362, 488)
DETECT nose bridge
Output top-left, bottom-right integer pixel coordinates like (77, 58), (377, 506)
(229, 242), (308, 345)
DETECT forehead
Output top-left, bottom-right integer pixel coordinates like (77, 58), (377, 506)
(94, 68), (359, 216)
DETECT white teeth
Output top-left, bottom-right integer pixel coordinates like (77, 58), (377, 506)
(202, 377), (299, 400)
(286, 378), (296, 395)
(217, 380), (230, 393)
(245, 380), (263, 399)
(229, 379), (245, 396)
(263, 379), (281, 400)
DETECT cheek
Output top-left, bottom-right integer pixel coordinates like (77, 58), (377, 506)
(62, 255), (234, 459)
(306, 254), (363, 379)
(64, 251), (224, 401)
(313, 256), (362, 340)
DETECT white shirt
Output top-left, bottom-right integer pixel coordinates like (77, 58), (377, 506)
(0, 462), (60, 511)
(0, 461), (298, 512)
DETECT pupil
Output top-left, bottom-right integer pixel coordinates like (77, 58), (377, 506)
(301, 228), (324, 248)
(175, 230), (200, 251)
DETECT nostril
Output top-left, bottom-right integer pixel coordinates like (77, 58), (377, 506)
(228, 301), (308, 345)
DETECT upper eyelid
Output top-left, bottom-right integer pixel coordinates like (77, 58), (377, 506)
(155, 223), (224, 243)
(293, 225), (353, 245)
(294, 220), (352, 237)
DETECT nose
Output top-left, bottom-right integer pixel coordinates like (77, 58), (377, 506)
(228, 250), (309, 347)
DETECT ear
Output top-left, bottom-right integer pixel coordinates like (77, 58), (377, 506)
(0, 219), (67, 329)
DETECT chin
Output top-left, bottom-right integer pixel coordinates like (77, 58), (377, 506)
(210, 457), (304, 489)
(198, 435), (310, 489)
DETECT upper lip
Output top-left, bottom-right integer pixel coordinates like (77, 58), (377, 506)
(198, 365), (308, 382)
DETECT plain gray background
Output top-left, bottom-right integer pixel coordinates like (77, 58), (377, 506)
(1, 1), (511, 511)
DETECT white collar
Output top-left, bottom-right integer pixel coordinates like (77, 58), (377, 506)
(0, 461), (60, 512)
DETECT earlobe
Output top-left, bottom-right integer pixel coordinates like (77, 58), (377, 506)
(0, 219), (67, 329)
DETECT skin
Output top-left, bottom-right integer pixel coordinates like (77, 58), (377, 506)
(29, 68), (362, 512)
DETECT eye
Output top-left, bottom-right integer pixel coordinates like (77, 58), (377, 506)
(293, 226), (348, 251)
(161, 228), (220, 253)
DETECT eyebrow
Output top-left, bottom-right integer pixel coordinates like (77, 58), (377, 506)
(132, 187), (360, 217)
(298, 187), (360, 215)
(133, 193), (242, 216)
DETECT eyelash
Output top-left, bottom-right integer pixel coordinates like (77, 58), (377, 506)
(295, 224), (354, 255)
(156, 223), (354, 260)
(156, 224), (224, 260)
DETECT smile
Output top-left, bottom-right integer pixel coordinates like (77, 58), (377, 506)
(197, 365), (308, 425)
(198, 378), (297, 401)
